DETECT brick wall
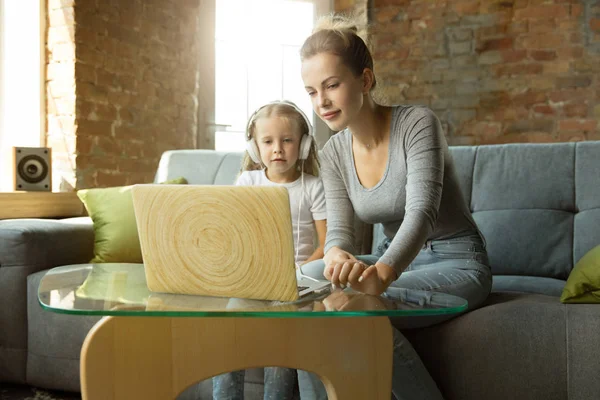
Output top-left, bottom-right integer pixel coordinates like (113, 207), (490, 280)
(47, 0), (204, 190)
(336, 0), (600, 145)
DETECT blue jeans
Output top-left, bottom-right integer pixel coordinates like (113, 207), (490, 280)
(212, 367), (296, 400)
(297, 232), (492, 400)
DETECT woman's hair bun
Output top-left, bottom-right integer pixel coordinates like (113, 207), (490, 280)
(300, 12), (376, 90)
(313, 13), (359, 34)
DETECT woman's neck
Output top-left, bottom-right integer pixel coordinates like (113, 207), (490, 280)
(347, 96), (392, 149)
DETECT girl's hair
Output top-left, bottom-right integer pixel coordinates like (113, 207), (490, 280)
(300, 13), (376, 89)
(241, 102), (320, 176)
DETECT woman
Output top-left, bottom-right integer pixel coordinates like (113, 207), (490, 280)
(298, 14), (492, 400)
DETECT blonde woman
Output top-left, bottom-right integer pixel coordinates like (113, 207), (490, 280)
(298, 14), (492, 400)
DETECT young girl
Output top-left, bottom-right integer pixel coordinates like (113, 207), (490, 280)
(212, 100), (327, 400)
(297, 13), (492, 400)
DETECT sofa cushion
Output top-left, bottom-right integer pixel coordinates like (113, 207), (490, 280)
(492, 275), (565, 297)
(566, 302), (600, 399)
(77, 177), (187, 263)
(573, 141), (600, 266)
(574, 209), (600, 267)
(561, 245), (600, 303)
(575, 141), (600, 211)
(470, 143), (577, 280)
(154, 150), (243, 185)
(471, 143), (576, 212)
(447, 146), (476, 206)
(27, 269), (101, 392)
(404, 293), (569, 400)
(473, 210), (573, 280)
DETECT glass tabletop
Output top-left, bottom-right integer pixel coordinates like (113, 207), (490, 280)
(38, 263), (468, 318)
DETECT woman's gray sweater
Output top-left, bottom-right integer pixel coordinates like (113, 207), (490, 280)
(320, 105), (479, 274)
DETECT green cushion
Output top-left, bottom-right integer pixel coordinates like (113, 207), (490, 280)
(561, 245), (600, 303)
(77, 177), (187, 263)
(75, 263), (150, 304)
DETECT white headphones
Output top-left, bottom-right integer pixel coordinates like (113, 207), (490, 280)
(245, 100), (314, 164)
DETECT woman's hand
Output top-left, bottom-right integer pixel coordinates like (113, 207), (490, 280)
(326, 260), (398, 296)
(323, 246), (356, 267)
(323, 247), (364, 288)
(355, 262), (398, 295)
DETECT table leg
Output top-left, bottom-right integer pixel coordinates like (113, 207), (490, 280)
(81, 316), (393, 400)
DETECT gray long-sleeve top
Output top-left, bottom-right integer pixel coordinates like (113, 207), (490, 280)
(320, 105), (479, 275)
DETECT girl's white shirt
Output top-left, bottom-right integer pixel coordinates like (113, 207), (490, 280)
(235, 170), (327, 264)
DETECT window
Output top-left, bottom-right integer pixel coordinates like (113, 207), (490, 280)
(0, 0), (45, 191)
(214, 0), (331, 152)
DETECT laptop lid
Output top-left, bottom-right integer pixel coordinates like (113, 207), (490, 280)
(131, 184), (301, 302)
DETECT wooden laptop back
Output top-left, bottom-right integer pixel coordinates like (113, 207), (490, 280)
(131, 185), (299, 302)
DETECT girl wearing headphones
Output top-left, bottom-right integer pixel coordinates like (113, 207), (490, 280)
(212, 100), (327, 400)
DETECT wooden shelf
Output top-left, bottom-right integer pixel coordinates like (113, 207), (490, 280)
(0, 192), (86, 220)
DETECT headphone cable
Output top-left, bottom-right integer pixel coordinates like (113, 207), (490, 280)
(295, 160), (304, 267)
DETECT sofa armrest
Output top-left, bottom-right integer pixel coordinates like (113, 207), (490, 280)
(0, 217), (94, 383)
(0, 217), (94, 274)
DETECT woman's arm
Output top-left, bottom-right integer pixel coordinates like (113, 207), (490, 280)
(313, 144), (369, 283)
(301, 219), (327, 264)
(320, 142), (356, 255)
(379, 107), (445, 275)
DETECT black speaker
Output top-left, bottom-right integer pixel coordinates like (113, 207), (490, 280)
(13, 147), (52, 192)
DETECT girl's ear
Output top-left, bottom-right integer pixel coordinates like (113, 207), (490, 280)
(362, 68), (375, 94)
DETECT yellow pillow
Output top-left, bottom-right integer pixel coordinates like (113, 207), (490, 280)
(561, 245), (600, 303)
(77, 177), (187, 263)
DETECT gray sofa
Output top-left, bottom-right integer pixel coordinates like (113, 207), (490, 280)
(1, 141), (599, 400)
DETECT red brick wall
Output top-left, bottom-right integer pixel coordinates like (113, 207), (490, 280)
(337, 0), (600, 145)
(47, 0), (203, 189)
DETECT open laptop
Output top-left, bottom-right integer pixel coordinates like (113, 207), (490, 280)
(131, 184), (330, 302)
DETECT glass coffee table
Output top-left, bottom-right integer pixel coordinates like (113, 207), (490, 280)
(39, 263), (467, 400)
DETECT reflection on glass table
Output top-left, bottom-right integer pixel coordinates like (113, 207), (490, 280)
(38, 263), (468, 317)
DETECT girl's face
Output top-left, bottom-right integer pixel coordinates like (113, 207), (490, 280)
(254, 116), (302, 182)
(301, 52), (365, 132)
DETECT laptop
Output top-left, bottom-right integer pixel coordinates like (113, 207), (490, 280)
(131, 184), (330, 302)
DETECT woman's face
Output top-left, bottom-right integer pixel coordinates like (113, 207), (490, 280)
(301, 52), (365, 132)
